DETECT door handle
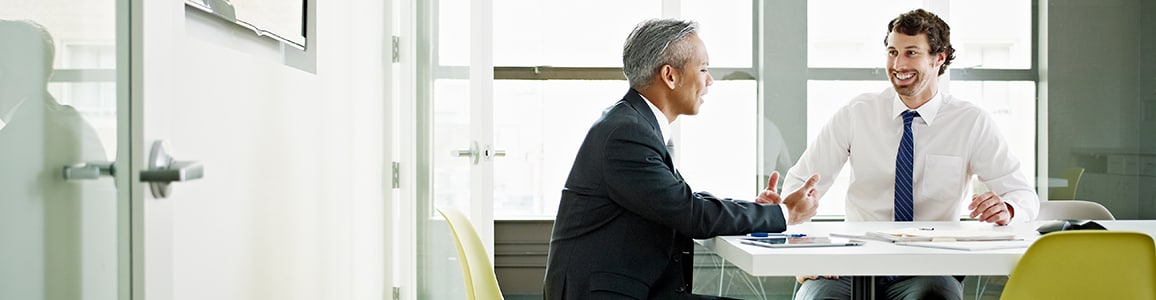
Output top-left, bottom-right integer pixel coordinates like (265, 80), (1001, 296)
(451, 141), (480, 165)
(63, 162), (115, 180)
(482, 145), (506, 160)
(452, 141), (506, 164)
(140, 140), (203, 198)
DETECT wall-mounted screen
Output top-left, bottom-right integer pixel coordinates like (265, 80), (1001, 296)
(184, 0), (306, 49)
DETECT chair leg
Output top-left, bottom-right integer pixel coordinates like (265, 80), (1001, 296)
(974, 275), (982, 300)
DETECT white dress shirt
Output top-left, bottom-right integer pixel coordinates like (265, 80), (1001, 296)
(639, 94), (673, 147)
(784, 88), (1038, 222)
(0, 98), (26, 132)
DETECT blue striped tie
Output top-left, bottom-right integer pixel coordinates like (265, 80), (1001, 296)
(894, 110), (919, 222)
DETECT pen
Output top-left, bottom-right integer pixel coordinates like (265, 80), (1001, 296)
(749, 232), (807, 238)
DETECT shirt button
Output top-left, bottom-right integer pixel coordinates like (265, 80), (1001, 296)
(676, 287), (685, 293)
(673, 256), (681, 262)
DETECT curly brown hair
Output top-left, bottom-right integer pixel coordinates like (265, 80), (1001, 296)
(885, 9), (956, 75)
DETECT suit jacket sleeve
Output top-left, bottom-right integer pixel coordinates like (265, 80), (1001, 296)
(600, 119), (787, 239)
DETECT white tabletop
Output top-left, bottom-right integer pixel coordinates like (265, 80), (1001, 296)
(702, 220), (1156, 277)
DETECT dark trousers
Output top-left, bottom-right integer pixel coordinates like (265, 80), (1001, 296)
(795, 276), (963, 300)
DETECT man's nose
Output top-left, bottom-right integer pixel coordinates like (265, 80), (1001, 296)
(706, 72), (714, 86)
(892, 56), (908, 70)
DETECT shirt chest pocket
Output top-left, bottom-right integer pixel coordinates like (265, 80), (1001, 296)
(921, 154), (964, 201)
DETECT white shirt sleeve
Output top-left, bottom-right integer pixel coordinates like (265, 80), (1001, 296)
(967, 111), (1040, 222)
(785, 104), (853, 203)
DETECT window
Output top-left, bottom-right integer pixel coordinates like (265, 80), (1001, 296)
(489, 1), (758, 219)
(484, 0), (1037, 219)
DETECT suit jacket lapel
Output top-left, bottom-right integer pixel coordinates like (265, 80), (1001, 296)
(622, 89), (679, 176)
(623, 89), (664, 144)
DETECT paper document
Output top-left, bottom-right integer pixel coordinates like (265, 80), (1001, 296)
(740, 237), (864, 248)
(895, 240), (1032, 251)
(860, 227), (1018, 242)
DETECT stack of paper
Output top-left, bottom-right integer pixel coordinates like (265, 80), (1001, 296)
(864, 227), (1018, 242)
(895, 240), (1032, 251)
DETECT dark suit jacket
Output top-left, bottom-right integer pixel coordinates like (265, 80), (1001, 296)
(544, 89), (789, 300)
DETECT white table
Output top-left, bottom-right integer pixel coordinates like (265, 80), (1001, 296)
(701, 220), (1156, 299)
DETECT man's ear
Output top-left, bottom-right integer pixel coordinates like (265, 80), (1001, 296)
(934, 51), (947, 69)
(660, 64), (678, 90)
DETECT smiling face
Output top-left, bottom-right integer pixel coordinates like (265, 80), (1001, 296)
(886, 31), (946, 107)
(668, 34), (713, 117)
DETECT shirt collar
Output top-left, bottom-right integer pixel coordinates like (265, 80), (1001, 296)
(639, 94), (673, 144)
(891, 91), (943, 126)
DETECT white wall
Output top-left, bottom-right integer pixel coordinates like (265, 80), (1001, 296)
(138, 0), (388, 299)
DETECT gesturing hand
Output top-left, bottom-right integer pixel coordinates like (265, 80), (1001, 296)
(783, 173), (821, 225)
(756, 171), (821, 225)
(755, 172), (783, 204)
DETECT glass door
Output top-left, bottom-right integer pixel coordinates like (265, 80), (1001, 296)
(410, 0), (496, 298)
(0, 0), (126, 299)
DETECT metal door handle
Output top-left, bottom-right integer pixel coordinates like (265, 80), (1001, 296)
(452, 141), (480, 165)
(140, 161), (203, 182)
(452, 142), (506, 164)
(63, 162), (115, 180)
(482, 146), (506, 159)
(141, 140), (203, 198)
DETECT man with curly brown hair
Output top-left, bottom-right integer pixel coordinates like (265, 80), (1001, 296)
(784, 9), (1039, 300)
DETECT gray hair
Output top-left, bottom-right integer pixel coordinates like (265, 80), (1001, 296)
(622, 19), (699, 90)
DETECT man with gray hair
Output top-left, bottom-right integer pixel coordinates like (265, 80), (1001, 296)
(1, 19), (111, 299)
(544, 18), (821, 299)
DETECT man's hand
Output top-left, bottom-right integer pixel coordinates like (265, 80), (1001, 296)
(796, 275), (839, 284)
(754, 171), (820, 224)
(970, 191), (1013, 225)
(755, 172), (783, 204)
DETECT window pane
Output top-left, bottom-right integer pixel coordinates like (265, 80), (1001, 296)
(432, 79), (473, 215)
(437, 0), (471, 66)
(809, 0), (1033, 70)
(807, 0), (920, 68)
(679, 81), (757, 199)
(681, 0), (753, 68)
(950, 0), (1032, 69)
(492, 0), (660, 67)
(492, 81), (626, 218)
(807, 81), (891, 216)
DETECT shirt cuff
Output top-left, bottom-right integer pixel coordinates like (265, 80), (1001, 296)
(780, 204), (791, 225)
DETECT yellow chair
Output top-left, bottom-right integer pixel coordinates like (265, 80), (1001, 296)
(437, 207), (505, 300)
(1000, 230), (1156, 300)
(1048, 167), (1085, 200)
(1037, 200), (1115, 220)
(973, 200), (1117, 299)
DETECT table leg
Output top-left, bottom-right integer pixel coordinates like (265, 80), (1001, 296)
(852, 276), (875, 300)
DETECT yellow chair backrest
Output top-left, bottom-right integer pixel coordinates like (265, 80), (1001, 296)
(1048, 167), (1085, 200)
(437, 207), (505, 300)
(1037, 200), (1115, 220)
(1001, 230), (1156, 300)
